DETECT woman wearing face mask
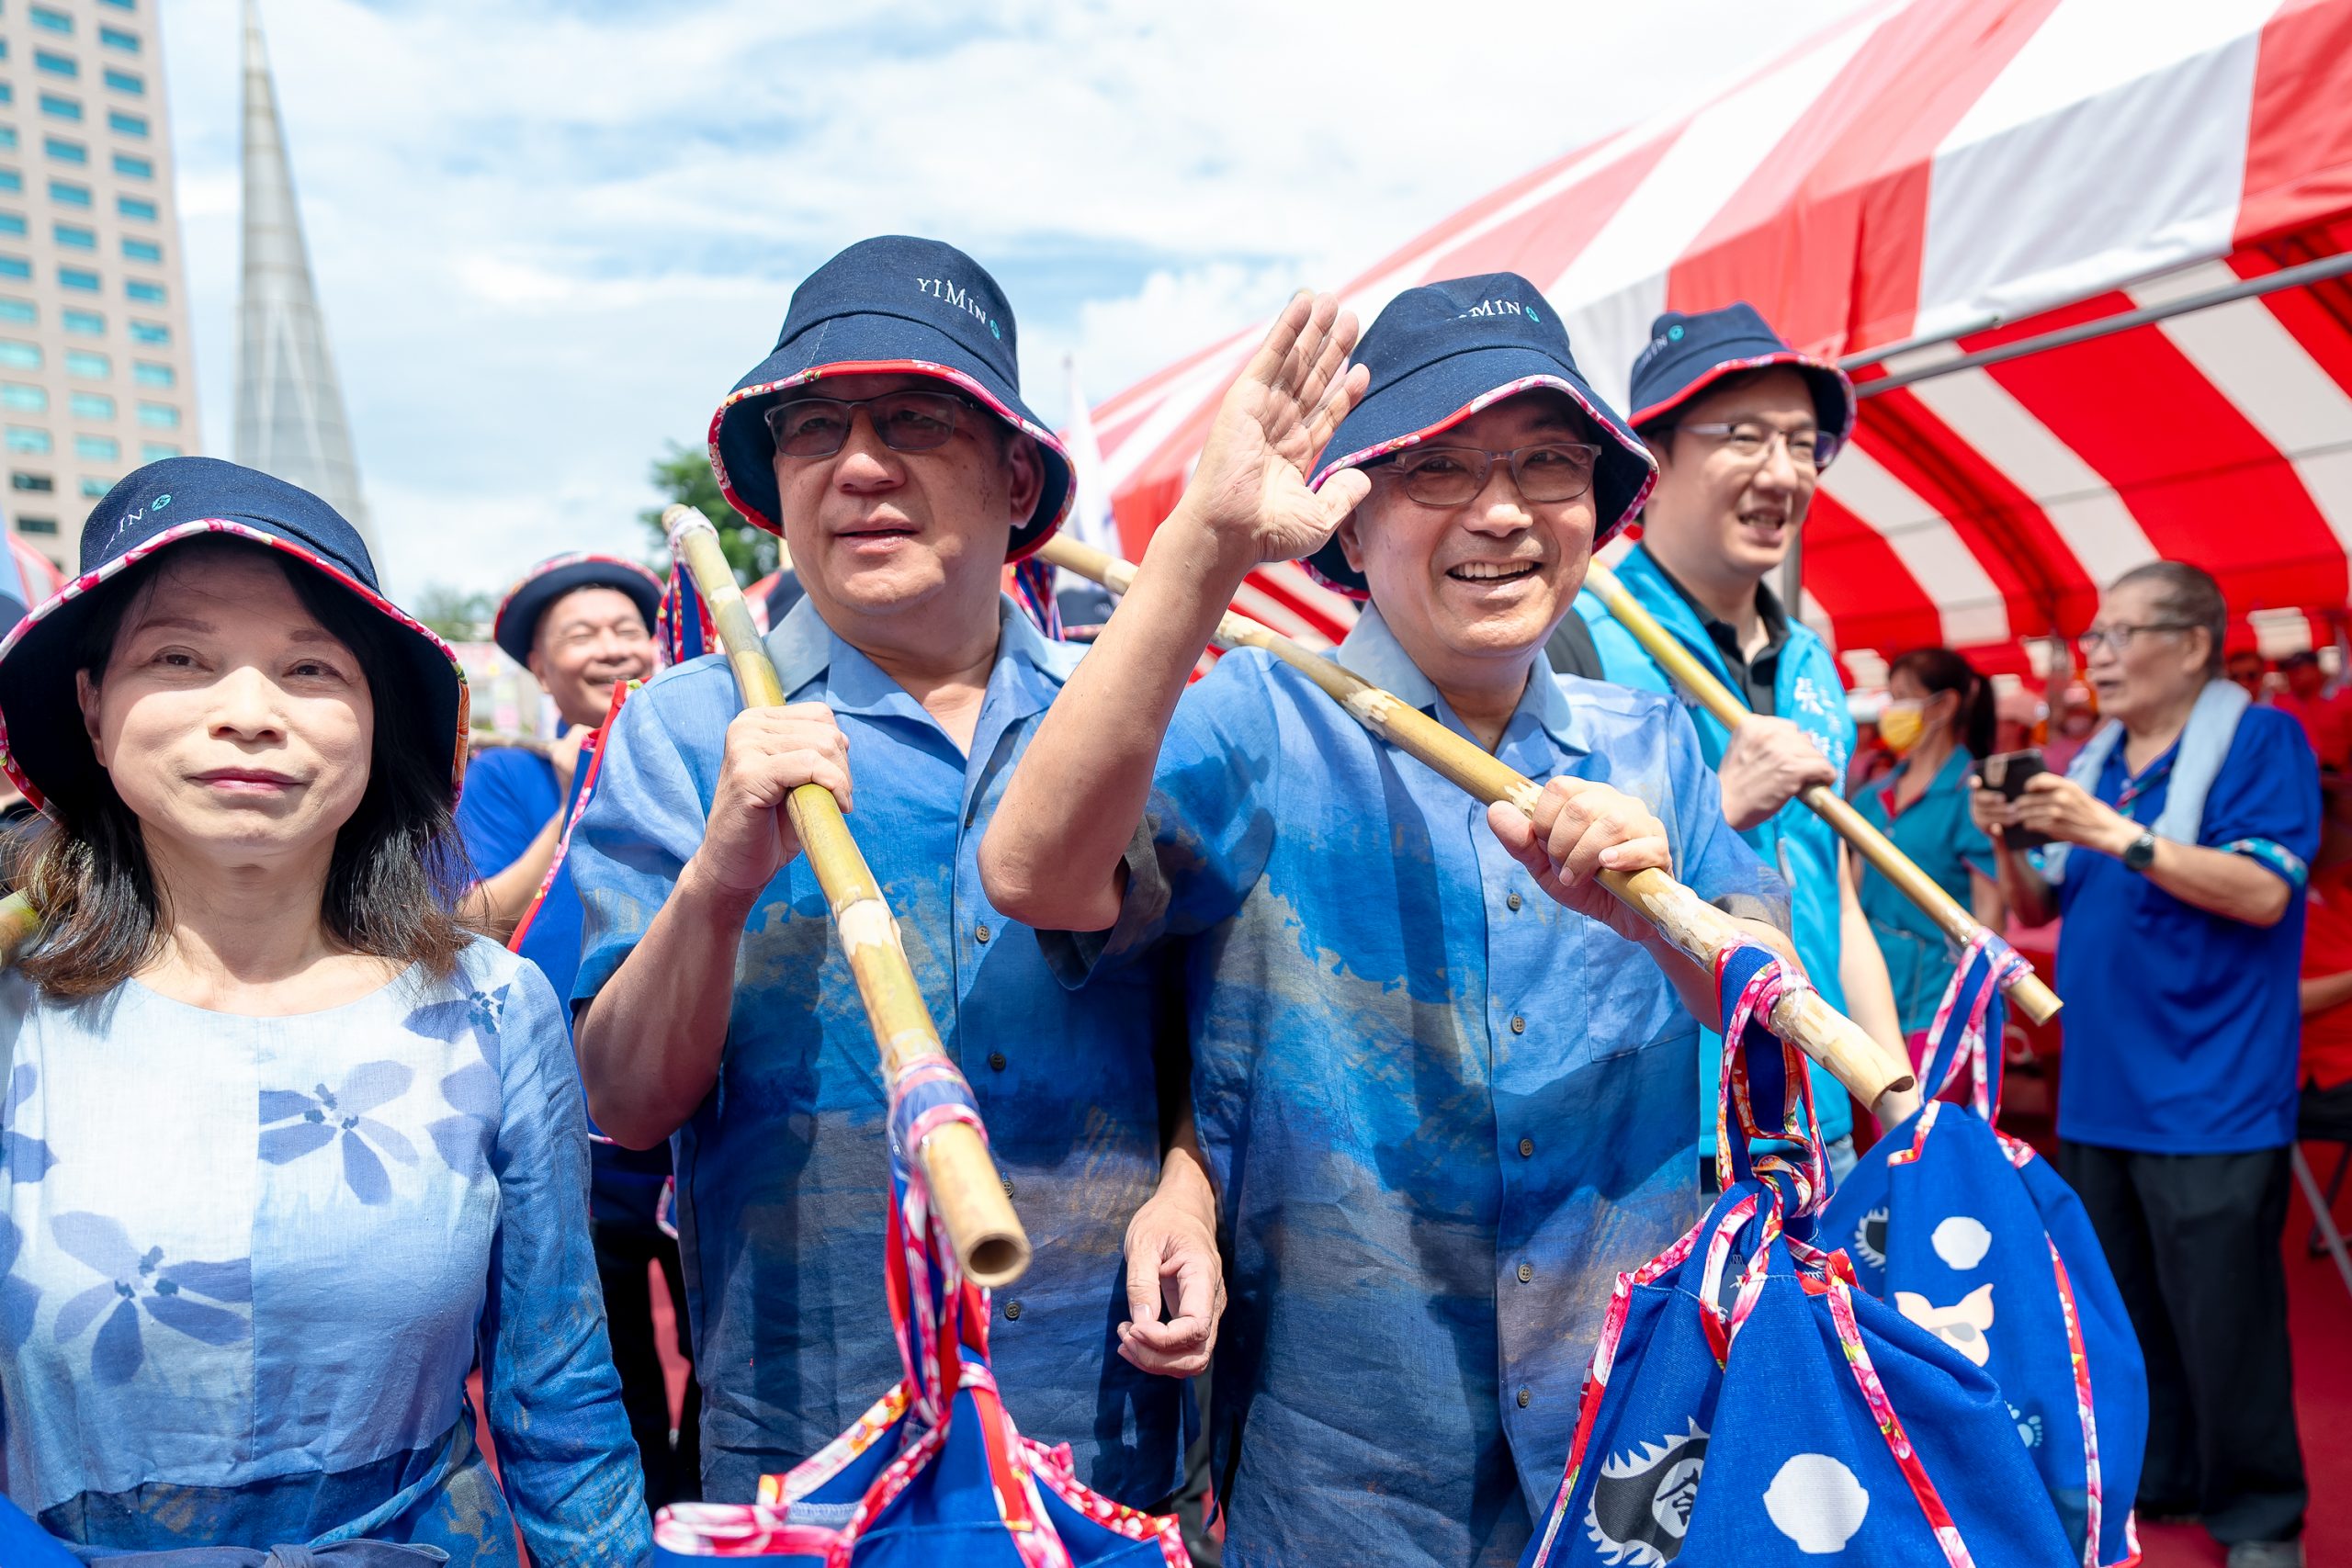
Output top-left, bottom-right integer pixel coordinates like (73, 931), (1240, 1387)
(1973, 560), (2314, 1568)
(0, 460), (648, 1563)
(1850, 647), (2003, 1043)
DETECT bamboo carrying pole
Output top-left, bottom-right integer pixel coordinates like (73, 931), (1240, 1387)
(1037, 535), (1915, 1118)
(666, 506), (1032, 1286)
(1580, 560), (2063, 1026)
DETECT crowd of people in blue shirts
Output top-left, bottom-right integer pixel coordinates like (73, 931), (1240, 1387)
(0, 230), (2322, 1568)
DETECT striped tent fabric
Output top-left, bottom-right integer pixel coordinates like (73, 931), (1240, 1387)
(1088, 0), (2352, 680)
(0, 536), (62, 620)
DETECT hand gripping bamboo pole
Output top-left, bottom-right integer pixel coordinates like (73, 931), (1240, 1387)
(666, 507), (1032, 1286)
(1037, 535), (1914, 1117)
(1580, 559), (2062, 1026)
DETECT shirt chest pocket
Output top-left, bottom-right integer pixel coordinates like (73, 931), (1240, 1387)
(1580, 937), (1693, 1066)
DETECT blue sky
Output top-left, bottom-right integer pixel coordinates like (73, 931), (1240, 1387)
(156, 0), (1874, 600)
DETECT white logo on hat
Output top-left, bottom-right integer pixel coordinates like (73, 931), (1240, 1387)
(914, 276), (998, 338)
(1457, 299), (1527, 320)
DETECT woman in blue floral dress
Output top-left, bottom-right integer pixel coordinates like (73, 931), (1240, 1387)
(0, 459), (650, 1564)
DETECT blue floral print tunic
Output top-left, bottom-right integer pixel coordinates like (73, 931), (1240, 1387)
(0, 938), (650, 1565)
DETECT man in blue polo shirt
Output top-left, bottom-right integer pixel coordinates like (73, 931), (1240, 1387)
(565, 237), (1205, 1509)
(1573, 303), (1903, 1175)
(982, 279), (1792, 1568)
(457, 551), (697, 1507)
(1981, 560), (2312, 1568)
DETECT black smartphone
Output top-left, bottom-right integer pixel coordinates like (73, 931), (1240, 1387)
(1981, 748), (2050, 851)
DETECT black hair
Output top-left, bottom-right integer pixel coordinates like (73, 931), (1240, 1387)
(2110, 559), (2227, 677)
(24, 536), (474, 998)
(1888, 645), (1995, 760)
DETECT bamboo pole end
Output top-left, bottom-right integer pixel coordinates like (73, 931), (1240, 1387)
(922, 1121), (1033, 1287)
(2007, 970), (2064, 1025)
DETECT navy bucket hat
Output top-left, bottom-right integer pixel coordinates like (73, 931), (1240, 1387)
(1627, 300), (1857, 453)
(707, 235), (1075, 561)
(492, 551), (662, 668)
(1305, 272), (1655, 598)
(0, 457), (469, 813)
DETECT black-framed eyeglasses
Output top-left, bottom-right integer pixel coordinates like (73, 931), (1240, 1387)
(763, 389), (980, 458)
(2079, 621), (2196, 657)
(1678, 420), (1838, 470)
(1377, 442), (1603, 507)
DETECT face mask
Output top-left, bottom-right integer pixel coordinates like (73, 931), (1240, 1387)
(1878, 699), (1927, 755)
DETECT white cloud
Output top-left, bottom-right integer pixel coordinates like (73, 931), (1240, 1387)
(157, 0), (1876, 600)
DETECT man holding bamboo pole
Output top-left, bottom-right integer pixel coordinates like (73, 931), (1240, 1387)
(565, 237), (1209, 1508)
(982, 276), (1794, 1568)
(1570, 303), (1904, 1177)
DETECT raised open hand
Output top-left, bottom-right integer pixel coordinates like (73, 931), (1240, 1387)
(1173, 290), (1373, 569)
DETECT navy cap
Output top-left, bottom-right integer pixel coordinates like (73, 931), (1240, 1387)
(707, 235), (1074, 561)
(1627, 301), (1856, 451)
(0, 457), (469, 813)
(492, 552), (662, 668)
(1305, 273), (1655, 598)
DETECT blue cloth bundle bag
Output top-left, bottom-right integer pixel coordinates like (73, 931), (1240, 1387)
(1823, 933), (2145, 1566)
(649, 1069), (1187, 1565)
(1523, 944), (2076, 1566)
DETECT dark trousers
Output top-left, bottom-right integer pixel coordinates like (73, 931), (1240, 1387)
(2059, 1141), (2306, 1544)
(594, 1215), (703, 1510)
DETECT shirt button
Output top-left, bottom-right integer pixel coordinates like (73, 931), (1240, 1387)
(1003, 1300), (1023, 1320)
(975, 922), (991, 944)
(1517, 1386), (1532, 1408)
(1518, 1136), (1534, 1158)
(988, 1051), (1008, 1072)
(1518, 1261), (1534, 1284)
(1001, 1175), (1015, 1198)
(1507, 891), (1522, 911)
(1510, 1015), (1527, 1035)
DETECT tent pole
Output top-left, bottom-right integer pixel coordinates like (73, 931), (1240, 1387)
(1846, 250), (2352, 396)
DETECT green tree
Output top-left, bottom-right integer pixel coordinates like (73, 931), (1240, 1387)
(639, 442), (778, 582)
(413, 583), (492, 642)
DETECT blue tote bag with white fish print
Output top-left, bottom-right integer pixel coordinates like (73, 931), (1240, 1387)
(1824, 934), (2146, 1566)
(1524, 943), (2076, 1567)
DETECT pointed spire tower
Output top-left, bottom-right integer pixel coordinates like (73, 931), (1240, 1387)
(233, 0), (371, 545)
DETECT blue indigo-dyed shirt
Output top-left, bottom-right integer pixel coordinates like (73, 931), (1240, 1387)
(2049, 705), (2317, 1152)
(457, 745), (575, 997)
(1850, 747), (1998, 1035)
(568, 595), (1182, 1508)
(457, 742), (671, 1229)
(1578, 543), (1858, 1144)
(0, 939), (649, 1565)
(1047, 605), (1784, 1568)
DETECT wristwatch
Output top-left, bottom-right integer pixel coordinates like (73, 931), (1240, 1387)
(2121, 829), (2158, 873)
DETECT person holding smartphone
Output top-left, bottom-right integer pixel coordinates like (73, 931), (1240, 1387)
(1973, 560), (2315, 1568)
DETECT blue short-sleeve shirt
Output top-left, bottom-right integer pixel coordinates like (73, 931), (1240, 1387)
(1051, 606), (1784, 1568)
(2050, 705), (2318, 1153)
(1850, 748), (1998, 1035)
(566, 596), (1182, 1507)
(457, 742), (673, 1225)
(458, 747), (578, 1006)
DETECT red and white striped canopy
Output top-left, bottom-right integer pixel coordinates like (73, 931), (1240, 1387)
(1089, 0), (2352, 681)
